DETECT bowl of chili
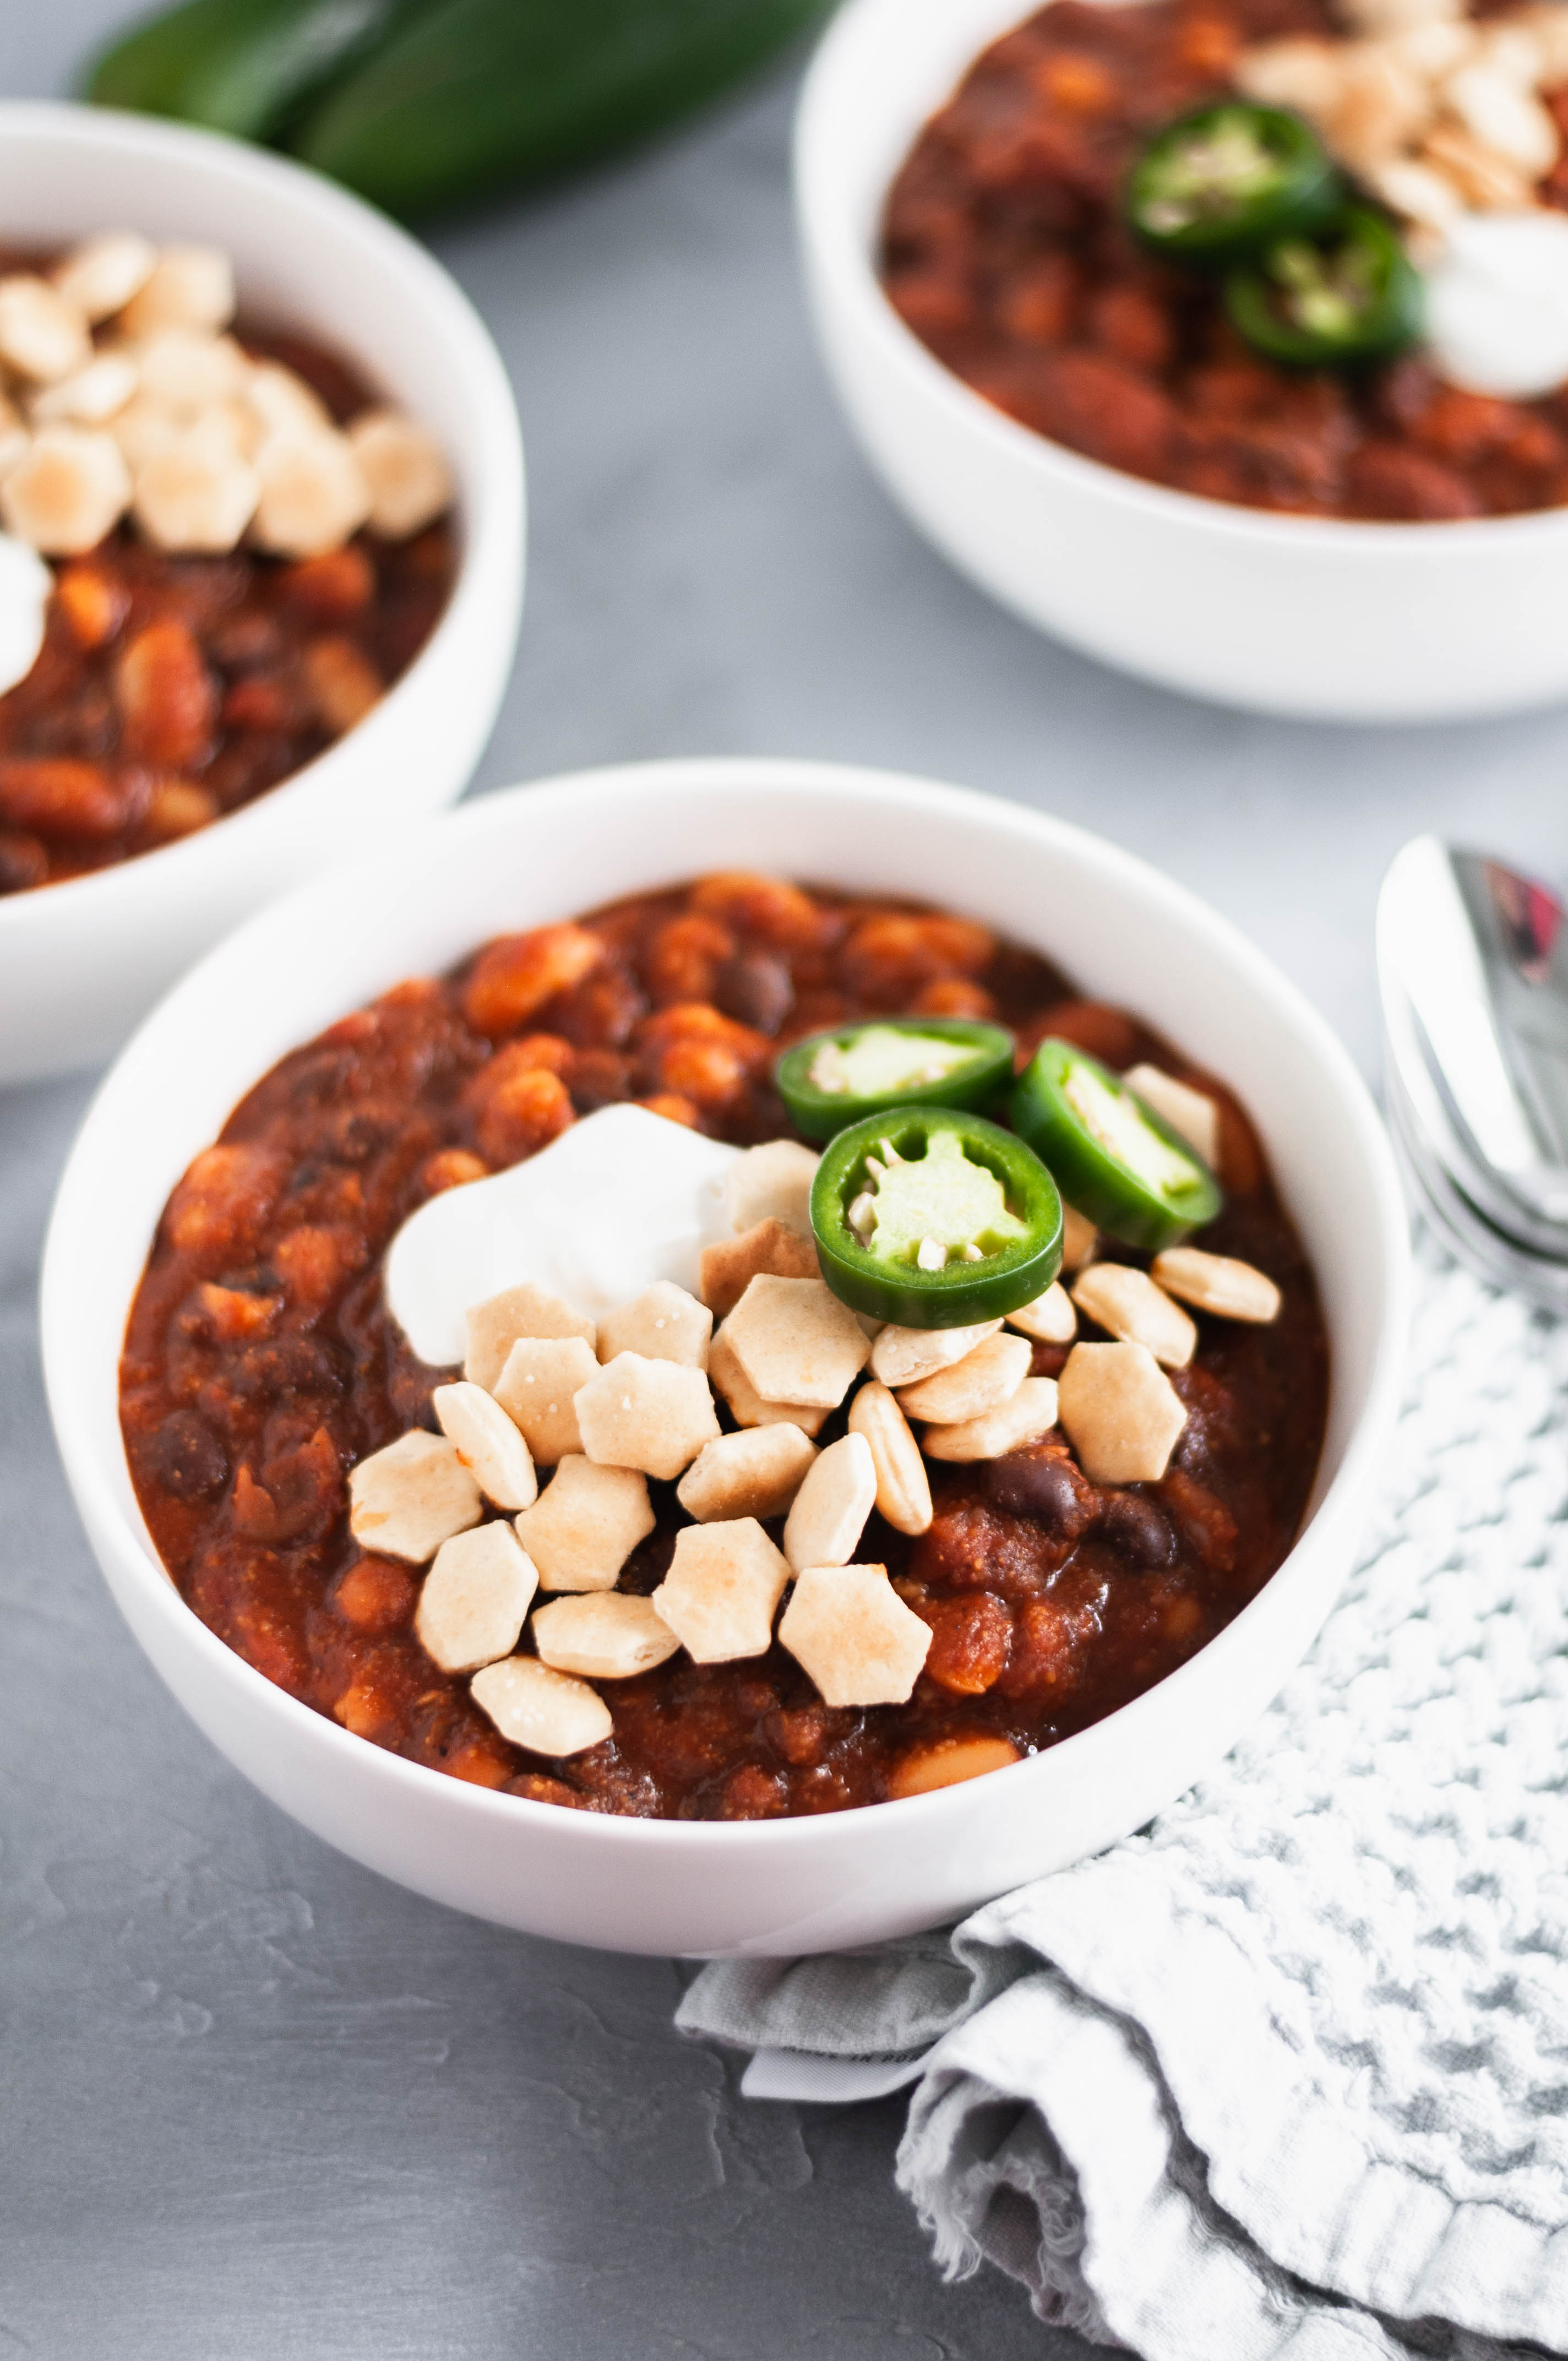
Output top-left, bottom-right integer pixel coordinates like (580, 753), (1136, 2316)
(794, 0), (1568, 720)
(43, 758), (1407, 1956)
(0, 102), (524, 1088)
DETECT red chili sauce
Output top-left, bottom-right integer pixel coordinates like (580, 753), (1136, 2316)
(119, 875), (1329, 1819)
(0, 257), (456, 899)
(880, 0), (1568, 519)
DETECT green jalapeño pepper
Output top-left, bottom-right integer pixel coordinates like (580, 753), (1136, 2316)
(1224, 206), (1422, 366)
(810, 1107), (1062, 1329)
(1125, 104), (1339, 264)
(1010, 1040), (1222, 1252)
(775, 1017), (1015, 1143)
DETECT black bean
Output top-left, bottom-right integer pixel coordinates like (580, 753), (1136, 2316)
(1096, 1491), (1174, 1569)
(716, 950), (793, 1036)
(987, 1450), (1092, 1536)
(316, 1102), (400, 1163)
(146, 1408), (229, 1501)
(209, 612), (284, 672)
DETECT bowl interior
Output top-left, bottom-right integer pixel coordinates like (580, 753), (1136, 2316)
(47, 760), (1401, 1646)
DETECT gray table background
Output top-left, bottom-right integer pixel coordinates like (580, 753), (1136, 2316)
(2, 8), (1559, 2354)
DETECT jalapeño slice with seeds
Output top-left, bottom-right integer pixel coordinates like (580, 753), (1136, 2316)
(1010, 1040), (1222, 1252)
(775, 1017), (1015, 1143)
(1224, 206), (1422, 366)
(1125, 103), (1340, 265)
(810, 1107), (1063, 1329)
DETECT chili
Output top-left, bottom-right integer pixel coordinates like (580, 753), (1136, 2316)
(120, 876), (1328, 1821)
(881, 0), (1568, 523)
(0, 247), (457, 899)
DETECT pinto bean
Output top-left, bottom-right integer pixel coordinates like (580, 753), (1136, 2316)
(333, 1675), (396, 1742)
(333, 1555), (418, 1631)
(690, 871), (824, 950)
(301, 635), (383, 736)
(419, 1148), (487, 1196)
(839, 911), (994, 1002)
(886, 1734), (1021, 1797)
(910, 977), (999, 1020)
(52, 561), (129, 649)
(271, 1224), (366, 1312)
(646, 912), (734, 1005)
(164, 1143), (285, 1259)
(114, 621), (217, 769)
(636, 1092), (700, 1128)
(461, 923), (605, 1038)
(188, 1282), (280, 1342)
(277, 545), (375, 620)
(142, 779), (219, 843)
(473, 1067), (575, 1167)
(466, 1035), (571, 1091)
(0, 758), (126, 839)
(636, 1002), (770, 1107)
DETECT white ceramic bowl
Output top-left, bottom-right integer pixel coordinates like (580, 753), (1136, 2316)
(43, 758), (1408, 1957)
(0, 101), (524, 1089)
(796, 0), (1568, 722)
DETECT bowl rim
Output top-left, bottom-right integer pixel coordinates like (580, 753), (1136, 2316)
(43, 755), (1411, 1852)
(0, 97), (524, 944)
(794, 0), (1568, 554)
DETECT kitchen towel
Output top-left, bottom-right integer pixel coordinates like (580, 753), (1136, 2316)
(678, 1242), (1568, 2359)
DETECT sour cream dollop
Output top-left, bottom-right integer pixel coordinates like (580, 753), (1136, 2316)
(384, 1103), (739, 1366)
(0, 532), (52, 697)
(1424, 210), (1568, 400)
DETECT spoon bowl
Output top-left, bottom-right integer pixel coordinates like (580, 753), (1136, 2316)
(1378, 835), (1568, 1304)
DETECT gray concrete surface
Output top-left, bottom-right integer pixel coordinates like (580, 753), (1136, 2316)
(3, 6), (1561, 2354)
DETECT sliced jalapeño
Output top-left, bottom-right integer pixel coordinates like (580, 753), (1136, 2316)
(1010, 1040), (1222, 1252)
(776, 1016), (1014, 1143)
(1125, 104), (1340, 265)
(810, 1107), (1062, 1329)
(1224, 206), (1422, 366)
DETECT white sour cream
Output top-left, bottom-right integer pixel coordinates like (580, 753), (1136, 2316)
(1423, 210), (1568, 399)
(0, 533), (52, 696)
(384, 1103), (739, 1366)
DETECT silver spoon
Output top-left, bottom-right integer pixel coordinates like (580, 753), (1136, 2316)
(1377, 835), (1568, 1310)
